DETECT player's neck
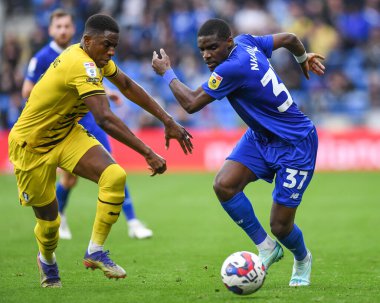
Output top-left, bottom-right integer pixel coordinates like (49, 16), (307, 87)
(50, 40), (67, 54)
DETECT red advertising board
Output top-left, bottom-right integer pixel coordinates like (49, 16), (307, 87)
(317, 128), (380, 170)
(1, 128), (380, 172)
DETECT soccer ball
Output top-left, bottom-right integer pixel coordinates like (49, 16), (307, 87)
(221, 251), (266, 295)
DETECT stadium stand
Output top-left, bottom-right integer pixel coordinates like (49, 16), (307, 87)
(1, 0), (380, 130)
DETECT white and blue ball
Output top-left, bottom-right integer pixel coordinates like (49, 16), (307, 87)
(221, 251), (266, 295)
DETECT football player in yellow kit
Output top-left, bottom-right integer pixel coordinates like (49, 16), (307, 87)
(9, 13), (193, 288)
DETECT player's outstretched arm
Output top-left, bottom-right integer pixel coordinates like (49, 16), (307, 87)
(152, 49), (214, 114)
(84, 94), (166, 176)
(272, 33), (325, 80)
(109, 72), (193, 154)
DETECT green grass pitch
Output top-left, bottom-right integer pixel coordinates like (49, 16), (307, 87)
(0, 171), (379, 303)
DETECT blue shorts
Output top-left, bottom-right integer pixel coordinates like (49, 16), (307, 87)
(227, 127), (318, 208)
(79, 112), (111, 152)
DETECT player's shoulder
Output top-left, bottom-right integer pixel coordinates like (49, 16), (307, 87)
(235, 34), (273, 48)
(234, 34), (252, 44)
(62, 43), (86, 59)
(61, 44), (94, 70)
(234, 34), (274, 62)
(217, 41), (248, 75)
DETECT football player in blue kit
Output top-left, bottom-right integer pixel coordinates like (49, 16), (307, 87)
(22, 9), (153, 240)
(152, 18), (325, 286)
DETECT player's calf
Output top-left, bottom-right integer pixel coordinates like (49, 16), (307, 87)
(91, 164), (126, 244)
(34, 216), (60, 261)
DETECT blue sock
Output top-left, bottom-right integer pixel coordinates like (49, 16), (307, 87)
(122, 185), (136, 221)
(278, 224), (307, 261)
(56, 183), (70, 213)
(221, 192), (267, 245)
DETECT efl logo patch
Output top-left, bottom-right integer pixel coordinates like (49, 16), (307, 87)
(84, 62), (97, 78)
(208, 72), (223, 90)
(84, 62), (95, 68)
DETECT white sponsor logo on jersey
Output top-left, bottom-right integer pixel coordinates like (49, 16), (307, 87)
(84, 62), (97, 77)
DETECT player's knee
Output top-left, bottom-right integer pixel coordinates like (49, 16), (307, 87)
(34, 215), (61, 239)
(213, 175), (238, 202)
(98, 164), (126, 203)
(270, 220), (292, 239)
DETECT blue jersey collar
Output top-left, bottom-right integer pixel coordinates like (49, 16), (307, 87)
(49, 41), (65, 54)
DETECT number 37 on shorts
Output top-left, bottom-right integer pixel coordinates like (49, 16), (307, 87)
(274, 168), (314, 207)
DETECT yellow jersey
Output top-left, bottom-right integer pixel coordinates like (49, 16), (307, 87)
(11, 43), (118, 153)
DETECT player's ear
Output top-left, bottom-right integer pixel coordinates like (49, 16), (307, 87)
(227, 36), (234, 48)
(83, 35), (91, 48)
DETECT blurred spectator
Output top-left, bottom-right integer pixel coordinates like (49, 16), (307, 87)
(1, 0), (380, 130)
(368, 71), (380, 108)
(0, 34), (24, 129)
(314, 70), (370, 124)
(336, 1), (372, 44)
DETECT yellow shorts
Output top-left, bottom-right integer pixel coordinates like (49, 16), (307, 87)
(8, 124), (101, 207)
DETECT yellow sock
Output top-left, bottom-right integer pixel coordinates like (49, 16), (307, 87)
(91, 199), (124, 245)
(34, 216), (60, 263)
(90, 164), (126, 246)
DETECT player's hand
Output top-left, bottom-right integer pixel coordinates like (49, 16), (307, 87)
(152, 48), (172, 76)
(145, 149), (167, 176)
(164, 119), (193, 155)
(301, 53), (325, 80)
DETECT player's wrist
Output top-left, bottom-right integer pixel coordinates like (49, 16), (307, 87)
(162, 115), (175, 127)
(162, 69), (177, 85)
(293, 51), (308, 64)
(141, 146), (153, 158)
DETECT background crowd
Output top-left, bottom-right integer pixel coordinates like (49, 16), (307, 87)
(1, 0), (380, 130)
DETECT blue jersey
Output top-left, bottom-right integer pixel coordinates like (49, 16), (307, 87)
(26, 41), (64, 84)
(202, 34), (313, 145)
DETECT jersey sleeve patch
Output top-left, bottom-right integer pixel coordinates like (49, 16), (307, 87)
(208, 72), (223, 90)
(84, 62), (98, 77)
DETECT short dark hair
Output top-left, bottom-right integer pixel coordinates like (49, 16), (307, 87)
(49, 8), (74, 25)
(197, 19), (231, 40)
(84, 14), (119, 35)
